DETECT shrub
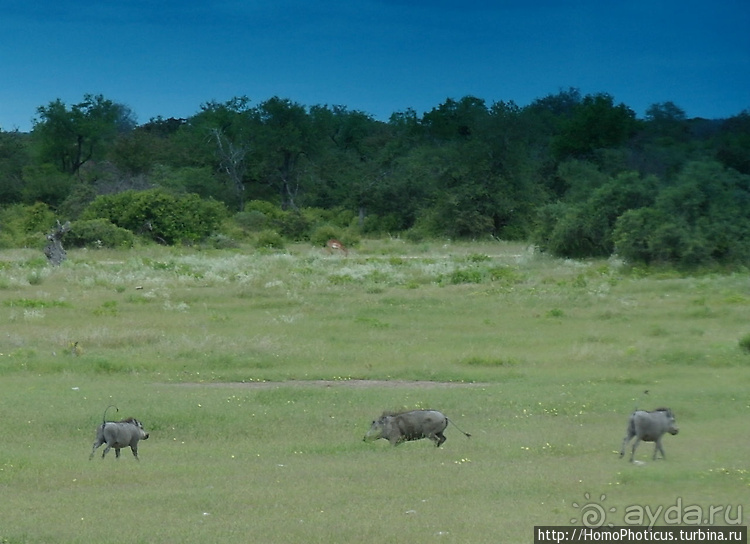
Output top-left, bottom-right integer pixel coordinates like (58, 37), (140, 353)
(488, 266), (523, 284)
(462, 356), (518, 367)
(362, 213), (402, 234)
(274, 211), (310, 240)
(449, 268), (484, 284)
(150, 165), (222, 199)
(234, 210), (268, 232)
(27, 202), (58, 233)
(614, 162), (750, 266)
(82, 189), (228, 244)
(254, 230), (285, 249)
(466, 253), (491, 263)
(0, 203), (57, 248)
(27, 270), (44, 285)
(310, 225), (343, 247)
(204, 233), (240, 249)
(739, 333), (750, 354)
(246, 200), (284, 218)
(67, 219), (135, 248)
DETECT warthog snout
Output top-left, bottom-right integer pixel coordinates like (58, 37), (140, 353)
(363, 420), (384, 442)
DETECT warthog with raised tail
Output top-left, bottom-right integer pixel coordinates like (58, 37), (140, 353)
(620, 407), (678, 462)
(363, 409), (471, 447)
(89, 405), (150, 461)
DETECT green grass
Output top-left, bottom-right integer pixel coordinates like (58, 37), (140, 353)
(0, 240), (748, 543)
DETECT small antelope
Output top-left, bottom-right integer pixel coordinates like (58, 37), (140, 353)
(326, 239), (348, 256)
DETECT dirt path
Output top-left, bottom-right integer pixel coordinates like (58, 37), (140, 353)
(169, 379), (491, 389)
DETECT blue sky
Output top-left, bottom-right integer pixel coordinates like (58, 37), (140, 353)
(2, 0), (748, 131)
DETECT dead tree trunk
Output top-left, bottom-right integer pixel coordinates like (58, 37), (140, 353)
(210, 128), (248, 212)
(44, 220), (71, 266)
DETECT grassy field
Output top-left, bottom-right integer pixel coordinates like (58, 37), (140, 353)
(0, 240), (748, 543)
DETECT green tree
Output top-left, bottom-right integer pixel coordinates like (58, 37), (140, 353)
(427, 140), (496, 237)
(715, 111), (750, 175)
(21, 164), (75, 208)
(552, 93), (637, 160)
(307, 104), (389, 225)
(250, 97), (317, 210)
(150, 165), (224, 200)
(0, 130), (29, 204)
(483, 100), (551, 237)
(110, 126), (169, 175)
(555, 159), (609, 202)
(32, 94), (136, 176)
(421, 96), (489, 140)
(644, 101), (688, 143)
(190, 97), (255, 210)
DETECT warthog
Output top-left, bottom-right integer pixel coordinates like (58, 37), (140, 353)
(89, 405), (150, 461)
(363, 409), (471, 447)
(620, 407), (679, 462)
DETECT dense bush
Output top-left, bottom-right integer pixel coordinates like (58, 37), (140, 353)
(533, 172), (659, 258)
(245, 200), (284, 219)
(274, 211), (310, 240)
(67, 218), (135, 248)
(309, 224), (357, 248)
(234, 210), (269, 232)
(613, 162), (750, 266)
(534, 161), (750, 266)
(81, 189), (228, 244)
(253, 230), (285, 249)
(0, 203), (56, 248)
(241, 201), (314, 240)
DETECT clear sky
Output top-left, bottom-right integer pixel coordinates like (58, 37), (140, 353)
(2, 0), (748, 132)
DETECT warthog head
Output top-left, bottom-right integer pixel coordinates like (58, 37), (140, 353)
(363, 416), (388, 442)
(130, 417), (150, 440)
(661, 408), (679, 435)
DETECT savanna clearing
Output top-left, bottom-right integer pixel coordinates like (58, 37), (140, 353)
(0, 239), (748, 544)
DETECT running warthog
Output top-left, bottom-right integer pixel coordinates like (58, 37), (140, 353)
(363, 409), (471, 447)
(620, 407), (679, 462)
(89, 405), (150, 461)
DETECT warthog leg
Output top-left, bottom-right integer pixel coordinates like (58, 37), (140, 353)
(620, 424), (636, 461)
(653, 438), (666, 460)
(628, 437), (641, 462)
(89, 442), (102, 460)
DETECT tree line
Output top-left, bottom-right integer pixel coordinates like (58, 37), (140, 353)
(1, 89), (749, 266)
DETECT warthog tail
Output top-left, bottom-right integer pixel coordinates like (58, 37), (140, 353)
(102, 404), (119, 423)
(446, 418), (471, 438)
